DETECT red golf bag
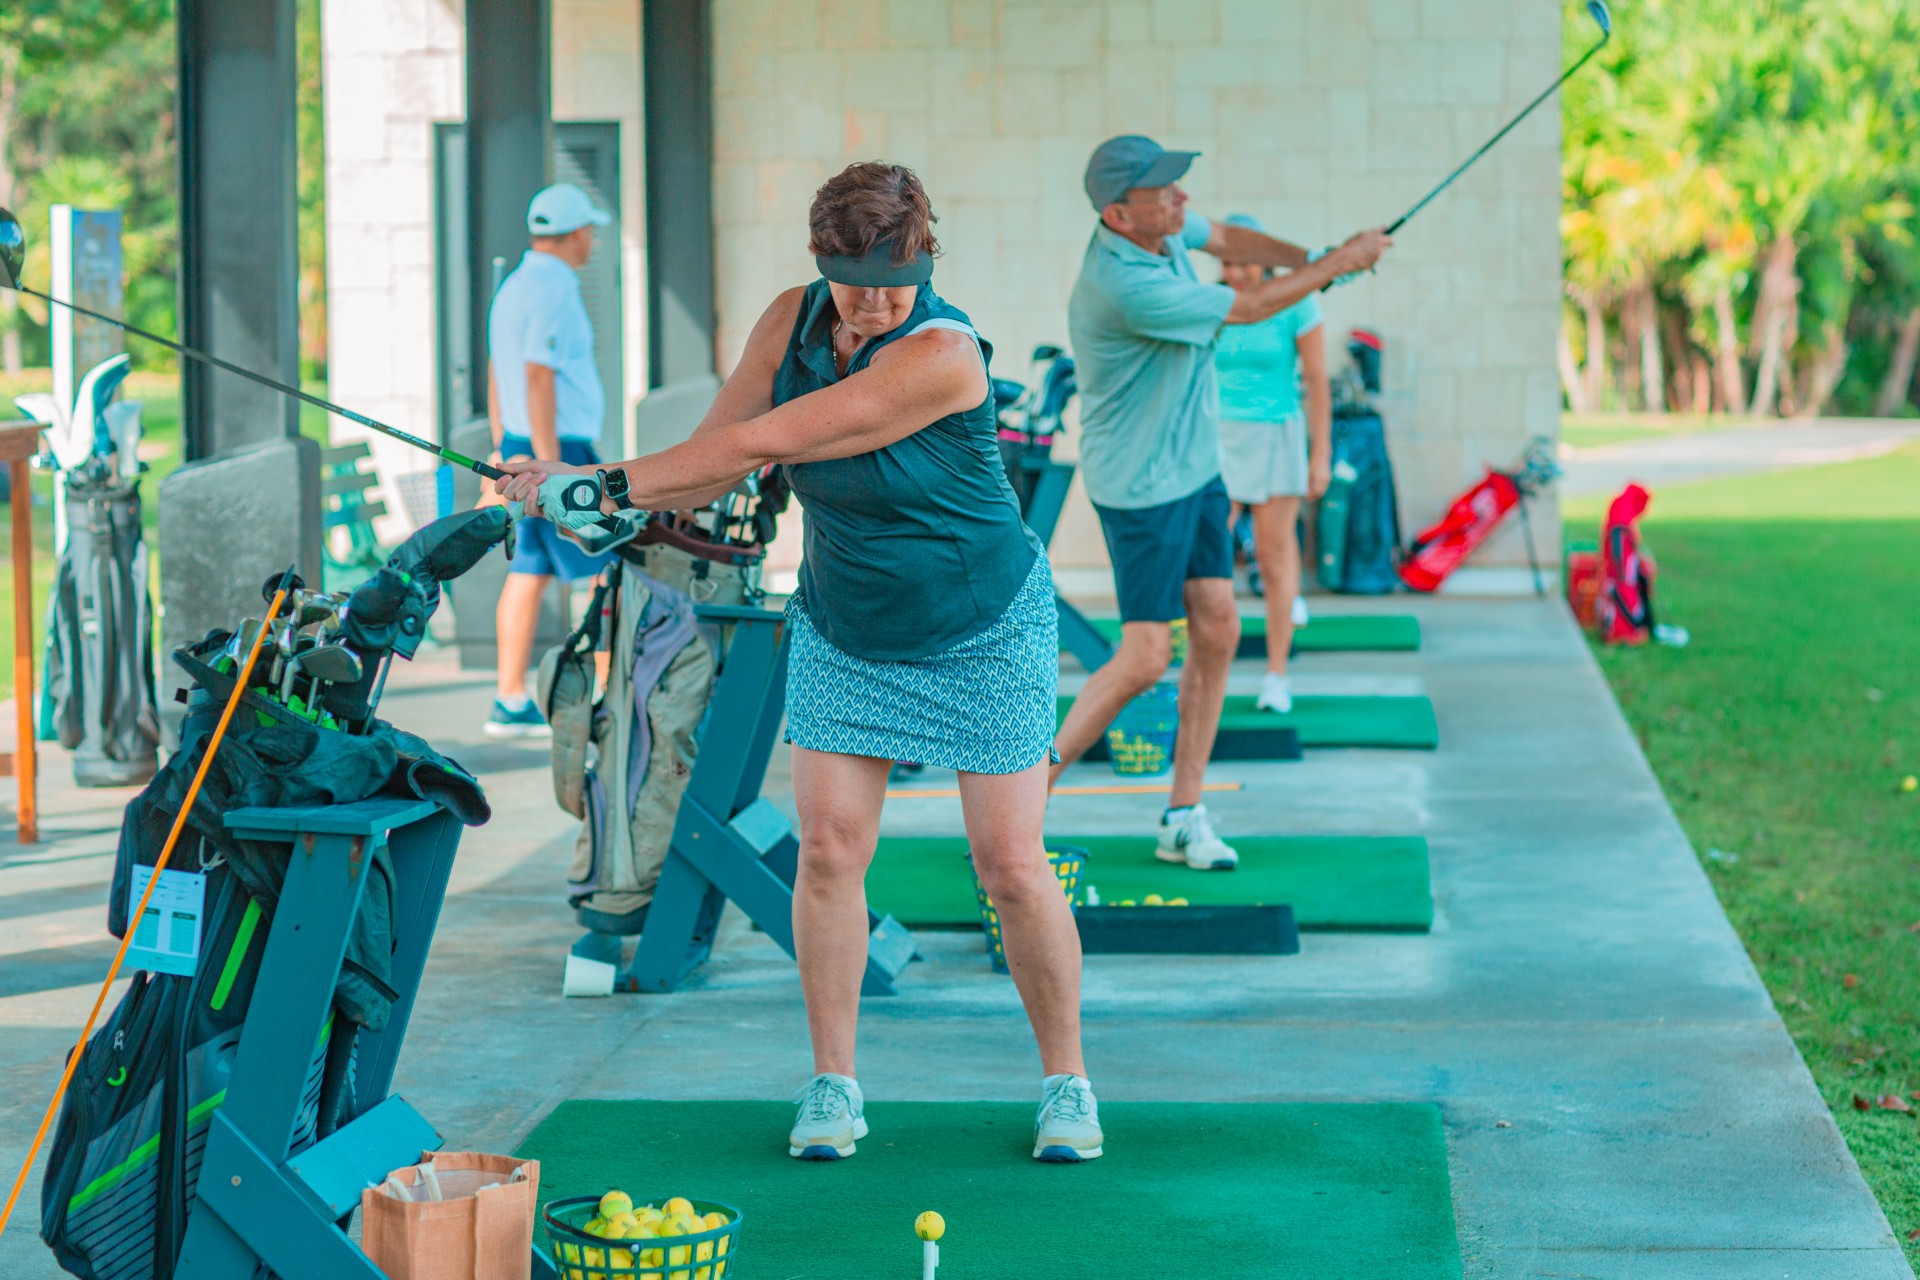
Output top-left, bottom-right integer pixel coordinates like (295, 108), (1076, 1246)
(1595, 483), (1656, 645)
(1397, 469), (1522, 592)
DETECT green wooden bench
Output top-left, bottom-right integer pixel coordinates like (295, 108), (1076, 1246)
(322, 441), (386, 588)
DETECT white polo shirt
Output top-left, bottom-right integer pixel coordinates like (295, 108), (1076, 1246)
(487, 249), (604, 444)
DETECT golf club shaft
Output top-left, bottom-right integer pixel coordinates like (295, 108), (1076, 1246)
(9, 283), (506, 482)
(1387, 34), (1609, 234)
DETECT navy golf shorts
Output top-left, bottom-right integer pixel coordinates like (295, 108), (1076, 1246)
(1092, 476), (1234, 624)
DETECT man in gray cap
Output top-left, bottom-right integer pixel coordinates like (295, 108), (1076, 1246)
(1054, 135), (1391, 869)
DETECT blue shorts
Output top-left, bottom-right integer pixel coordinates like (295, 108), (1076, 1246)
(1093, 476), (1233, 623)
(500, 435), (614, 582)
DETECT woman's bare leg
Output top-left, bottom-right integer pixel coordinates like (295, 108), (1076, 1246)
(1250, 496), (1303, 676)
(959, 759), (1085, 1077)
(791, 747), (893, 1077)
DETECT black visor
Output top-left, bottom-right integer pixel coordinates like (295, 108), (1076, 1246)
(814, 239), (934, 288)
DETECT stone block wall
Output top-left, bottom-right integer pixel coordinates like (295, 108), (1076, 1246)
(712, 0), (1565, 576)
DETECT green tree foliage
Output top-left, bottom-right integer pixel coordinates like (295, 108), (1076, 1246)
(0, 0), (328, 379)
(1563, 0), (1920, 417)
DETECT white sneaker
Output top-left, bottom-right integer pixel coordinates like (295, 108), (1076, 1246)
(789, 1073), (867, 1160)
(1156, 804), (1238, 871)
(1256, 672), (1293, 714)
(1292, 595), (1310, 627)
(1034, 1074), (1104, 1162)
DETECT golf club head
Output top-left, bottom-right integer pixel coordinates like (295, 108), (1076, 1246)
(1586, 0), (1612, 39)
(298, 645), (364, 684)
(0, 208), (22, 289)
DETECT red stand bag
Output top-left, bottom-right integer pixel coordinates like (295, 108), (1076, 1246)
(1596, 482), (1656, 645)
(1396, 469), (1522, 593)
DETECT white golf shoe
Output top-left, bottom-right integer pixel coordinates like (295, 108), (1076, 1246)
(1156, 804), (1239, 871)
(789, 1073), (867, 1160)
(1256, 672), (1293, 714)
(1034, 1074), (1104, 1162)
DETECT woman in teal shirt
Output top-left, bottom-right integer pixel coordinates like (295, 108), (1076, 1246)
(1214, 214), (1332, 713)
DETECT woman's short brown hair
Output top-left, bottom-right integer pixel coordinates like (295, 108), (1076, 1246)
(808, 162), (941, 264)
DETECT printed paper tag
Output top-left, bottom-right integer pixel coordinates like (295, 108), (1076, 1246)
(127, 867), (207, 977)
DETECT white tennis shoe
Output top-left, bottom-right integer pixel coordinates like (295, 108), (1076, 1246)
(1257, 672), (1293, 714)
(1156, 804), (1239, 871)
(1034, 1074), (1104, 1162)
(789, 1073), (867, 1160)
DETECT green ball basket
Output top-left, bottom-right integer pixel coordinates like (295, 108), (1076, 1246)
(543, 1195), (742, 1280)
(970, 846), (1086, 973)
(1105, 681), (1179, 776)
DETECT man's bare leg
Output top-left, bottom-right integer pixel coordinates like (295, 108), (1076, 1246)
(495, 572), (550, 700)
(1169, 577), (1239, 808)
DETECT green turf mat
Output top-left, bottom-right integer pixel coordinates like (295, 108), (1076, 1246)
(867, 834), (1432, 932)
(517, 1100), (1462, 1280)
(1059, 692), (1439, 749)
(1086, 613), (1421, 655)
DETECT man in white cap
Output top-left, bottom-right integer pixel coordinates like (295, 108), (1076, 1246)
(484, 182), (615, 738)
(1053, 135), (1391, 865)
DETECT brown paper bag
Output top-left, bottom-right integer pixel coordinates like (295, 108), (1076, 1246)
(360, 1151), (540, 1280)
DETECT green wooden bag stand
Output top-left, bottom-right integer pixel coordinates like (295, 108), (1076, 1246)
(573, 603), (919, 996)
(171, 797), (561, 1278)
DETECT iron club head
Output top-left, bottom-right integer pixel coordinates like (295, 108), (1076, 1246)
(296, 645), (364, 685)
(0, 208), (23, 290)
(1586, 0), (1612, 40)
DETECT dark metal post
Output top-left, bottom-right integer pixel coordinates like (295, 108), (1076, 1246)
(161, 0), (322, 742)
(464, 0), (552, 420)
(643, 0), (716, 389)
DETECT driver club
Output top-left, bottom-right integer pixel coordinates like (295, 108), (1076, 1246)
(1387, 0), (1612, 235)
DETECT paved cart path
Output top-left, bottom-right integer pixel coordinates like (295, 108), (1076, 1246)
(1561, 417), (1920, 498)
(0, 595), (1910, 1277)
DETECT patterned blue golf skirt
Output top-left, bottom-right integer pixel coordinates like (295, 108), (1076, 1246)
(784, 554), (1059, 775)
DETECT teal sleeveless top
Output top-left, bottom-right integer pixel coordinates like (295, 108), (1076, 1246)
(774, 280), (1041, 662)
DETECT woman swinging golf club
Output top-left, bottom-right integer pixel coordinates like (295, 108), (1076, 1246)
(499, 162), (1102, 1164)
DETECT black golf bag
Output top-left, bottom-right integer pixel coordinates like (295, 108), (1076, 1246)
(45, 467), (160, 787)
(995, 344), (1077, 513)
(1316, 330), (1403, 594)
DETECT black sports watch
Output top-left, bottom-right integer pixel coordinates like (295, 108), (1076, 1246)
(598, 467), (635, 510)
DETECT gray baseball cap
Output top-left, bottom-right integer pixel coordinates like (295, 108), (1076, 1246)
(1084, 135), (1199, 211)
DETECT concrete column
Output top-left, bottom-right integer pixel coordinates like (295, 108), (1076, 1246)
(465, 0), (552, 420)
(160, 0), (323, 740)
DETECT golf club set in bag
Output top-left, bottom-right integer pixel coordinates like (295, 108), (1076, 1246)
(13, 352), (160, 786)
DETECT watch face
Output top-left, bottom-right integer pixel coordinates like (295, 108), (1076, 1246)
(602, 467), (630, 499)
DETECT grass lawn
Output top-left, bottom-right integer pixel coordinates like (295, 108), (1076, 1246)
(1560, 411), (1759, 451)
(0, 372), (332, 703)
(1567, 443), (1920, 1262)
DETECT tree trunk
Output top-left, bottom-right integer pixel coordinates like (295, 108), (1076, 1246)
(1749, 235), (1800, 416)
(1581, 296), (1607, 411)
(1690, 353), (1712, 414)
(1874, 305), (1920, 416)
(1797, 326), (1849, 419)
(1558, 323), (1590, 413)
(0, 44), (21, 377)
(1637, 285), (1664, 413)
(1713, 285), (1748, 414)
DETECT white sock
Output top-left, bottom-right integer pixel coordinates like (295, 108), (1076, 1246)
(498, 692), (532, 711)
(1163, 804), (1195, 822)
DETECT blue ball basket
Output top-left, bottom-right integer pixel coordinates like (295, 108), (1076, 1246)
(1105, 681), (1179, 776)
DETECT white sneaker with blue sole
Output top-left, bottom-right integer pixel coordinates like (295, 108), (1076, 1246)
(1034, 1074), (1103, 1161)
(789, 1072), (867, 1160)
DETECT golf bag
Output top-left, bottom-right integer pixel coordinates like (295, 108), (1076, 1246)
(995, 344), (1076, 513)
(45, 471), (159, 785)
(1596, 483), (1656, 645)
(40, 511), (502, 1280)
(1398, 440), (1558, 593)
(541, 534), (758, 930)
(1316, 329), (1401, 594)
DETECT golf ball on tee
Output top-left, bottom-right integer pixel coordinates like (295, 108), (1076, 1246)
(915, 1211), (945, 1241)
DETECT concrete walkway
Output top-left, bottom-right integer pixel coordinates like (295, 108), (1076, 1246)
(0, 594), (1910, 1277)
(1562, 417), (1920, 498)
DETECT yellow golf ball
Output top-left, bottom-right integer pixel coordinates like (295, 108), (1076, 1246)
(1902, 775), (1917, 792)
(915, 1210), (945, 1241)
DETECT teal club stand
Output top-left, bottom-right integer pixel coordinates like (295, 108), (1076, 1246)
(569, 603), (919, 996)
(171, 797), (559, 1278)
